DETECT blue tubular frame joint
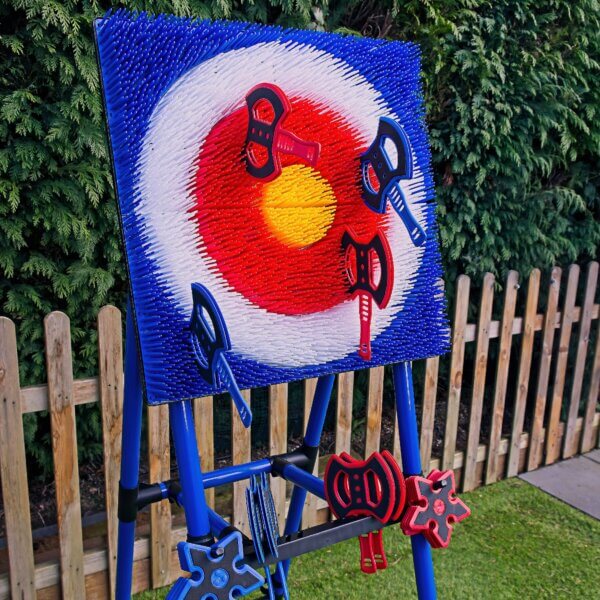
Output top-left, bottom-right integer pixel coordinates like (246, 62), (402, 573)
(117, 483), (139, 523)
(207, 508), (234, 539)
(158, 481), (169, 499)
(201, 458), (272, 489)
(280, 464), (325, 500)
(134, 480), (182, 512)
(393, 362), (437, 600)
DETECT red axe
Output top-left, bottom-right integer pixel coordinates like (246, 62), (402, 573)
(245, 83), (320, 181)
(342, 228), (394, 361)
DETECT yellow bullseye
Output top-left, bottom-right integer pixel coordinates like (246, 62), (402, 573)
(261, 165), (337, 248)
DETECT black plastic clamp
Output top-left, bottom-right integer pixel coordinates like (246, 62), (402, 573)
(117, 479), (182, 523)
(270, 441), (319, 478)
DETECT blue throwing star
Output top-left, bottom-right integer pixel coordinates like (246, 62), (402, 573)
(167, 531), (264, 600)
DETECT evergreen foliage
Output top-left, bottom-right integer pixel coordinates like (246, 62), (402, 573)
(1, 0), (598, 475)
(393, 0), (600, 285)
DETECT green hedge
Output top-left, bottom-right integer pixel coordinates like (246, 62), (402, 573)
(1, 0), (598, 475)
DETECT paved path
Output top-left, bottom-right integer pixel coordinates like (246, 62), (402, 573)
(519, 449), (600, 520)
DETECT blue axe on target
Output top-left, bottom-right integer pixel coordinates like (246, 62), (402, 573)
(361, 117), (426, 247)
(190, 283), (252, 428)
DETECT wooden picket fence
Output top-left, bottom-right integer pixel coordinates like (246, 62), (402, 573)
(0, 262), (599, 599)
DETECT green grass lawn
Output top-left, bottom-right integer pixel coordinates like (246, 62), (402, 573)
(136, 478), (600, 599)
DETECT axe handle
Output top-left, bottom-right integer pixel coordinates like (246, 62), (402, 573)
(215, 355), (252, 428)
(371, 530), (387, 570)
(358, 292), (373, 360)
(387, 185), (426, 247)
(276, 130), (320, 166)
(359, 533), (378, 574)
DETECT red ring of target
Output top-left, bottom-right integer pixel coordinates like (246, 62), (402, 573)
(192, 95), (390, 315)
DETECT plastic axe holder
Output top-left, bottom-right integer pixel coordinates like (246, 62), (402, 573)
(245, 83), (321, 181)
(325, 452), (404, 575)
(324, 452), (402, 524)
(361, 117), (426, 247)
(342, 228), (393, 361)
(190, 283), (252, 428)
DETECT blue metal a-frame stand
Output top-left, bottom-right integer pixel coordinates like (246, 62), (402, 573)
(114, 306), (437, 600)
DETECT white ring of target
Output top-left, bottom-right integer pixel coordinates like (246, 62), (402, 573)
(136, 41), (427, 367)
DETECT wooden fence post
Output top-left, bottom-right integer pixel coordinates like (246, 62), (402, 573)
(392, 405), (403, 466)
(420, 358), (439, 470)
(506, 269), (540, 477)
(463, 273), (495, 491)
(485, 270), (519, 484)
(148, 404), (171, 588)
(335, 372), (353, 455)
(527, 267), (561, 471)
(365, 366), (384, 457)
(45, 312), (86, 598)
(194, 396), (215, 508)
(581, 303), (600, 453)
(269, 383), (288, 530)
(442, 275), (470, 471)
(546, 264), (579, 464)
(232, 390), (252, 536)
(98, 306), (124, 600)
(563, 262), (598, 458)
(0, 317), (36, 599)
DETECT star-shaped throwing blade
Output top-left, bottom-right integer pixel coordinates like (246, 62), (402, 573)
(166, 531), (264, 600)
(401, 469), (470, 548)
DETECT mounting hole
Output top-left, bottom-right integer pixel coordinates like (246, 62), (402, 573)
(197, 305), (216, 343)
(369, 249), (382, 289)
(363, 162), (380, 194)
(344, 245), (358, 286)
(246, 141), (269, 168)
(381, 136), (398, 170)
(252, 98), (275, 124)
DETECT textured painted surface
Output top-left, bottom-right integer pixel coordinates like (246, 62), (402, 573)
(95, 12), (449, 404)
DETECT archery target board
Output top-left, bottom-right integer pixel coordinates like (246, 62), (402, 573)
(95, 11), (450, 405)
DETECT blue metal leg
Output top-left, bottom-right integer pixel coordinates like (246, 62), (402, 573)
(169, 399), (212, 541)
(277, 374), (335, 585)
(115, 305), (144, 600)
(393, 362), (437, 600)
